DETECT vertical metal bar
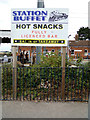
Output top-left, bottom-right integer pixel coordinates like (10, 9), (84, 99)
(30, 67), (31, 101)
(85, 67), (87, 100)
(26, 67), (28, 100)
(58, 67), (62, 101)
(3, 67), (5, 100)
(10, 67), (12, 100)
(11, 67), (13, 100)
(16, 67), (18, 100)
(81, 67), (84, 101)
(47, 68), (48, 101)
(13, 67), (14, 100)
(74, 68), (77, 100)
(78, 67), (80, 100)
(13, 67), (17, 100)
(71, 67), (73, 100)
(20, 68), (21, 101)
(50, 67), (52, 101)
(40, 67), (42, 100)
(6, 68), (8, 100)
(67, 67), (70, 100)
(23, 67), (24, 100)
(64, 67), (67, 100)
(36, 67), (37, 100)
(53, 68), (55, 101)
(62, 67), (65, 100)
(33, 68), (35, 100)
(17, 68), (21, 100)
(36, 67), (38, 101)
(34, 67), (36, 101)
(57, 67), (59, 101)
(43, 68), (45, 101)
(60, 67), (62, 100)
(34, 67), (36, 100)
(16, 67), (17, 101)
(5, 67), (7, 100)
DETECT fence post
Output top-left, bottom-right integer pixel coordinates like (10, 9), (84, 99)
(12, 46), (17, 100)
(61, 47), (66, 100)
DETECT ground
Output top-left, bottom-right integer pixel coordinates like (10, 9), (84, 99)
(1, 101), (88, 118)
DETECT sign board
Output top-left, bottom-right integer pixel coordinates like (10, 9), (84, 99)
(11, 8), (69, 46)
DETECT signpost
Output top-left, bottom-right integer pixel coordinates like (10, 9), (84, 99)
(61, 46), (66, 100)
(12, 46), (17, 99)
(36, 0), (44, 64)
(11, 4), (69, 100)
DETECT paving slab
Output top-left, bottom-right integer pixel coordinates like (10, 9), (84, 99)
(1, 101), (88, 118)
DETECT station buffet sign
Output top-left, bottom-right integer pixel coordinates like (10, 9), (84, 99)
(11, 8), (69, 46)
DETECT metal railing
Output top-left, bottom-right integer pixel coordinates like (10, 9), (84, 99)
(1, 67), (90, 101)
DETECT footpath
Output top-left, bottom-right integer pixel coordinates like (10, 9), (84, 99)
(1, 101), (88, 118)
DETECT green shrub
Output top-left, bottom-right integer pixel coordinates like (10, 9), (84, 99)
(1, 53), (90, 100)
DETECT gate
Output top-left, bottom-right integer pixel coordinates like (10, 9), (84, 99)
(1, 67), (90, 102)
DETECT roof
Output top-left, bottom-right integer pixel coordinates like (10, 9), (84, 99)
(69, 40), (90, 46)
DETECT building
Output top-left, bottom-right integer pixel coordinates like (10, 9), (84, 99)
(0, 30), (11, 52)
(69, 40), (90, 59)
(0, 30), (90, 63)
(19, 40), (90, 59)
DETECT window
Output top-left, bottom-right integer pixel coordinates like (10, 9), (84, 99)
(71, 50), (74, 55)
(46, 49), (48, 53)
(84, 49), (88, 56)
(84, 49), (87, 53)
(2, 37), (11, 43)
(51, 49), (55, 53)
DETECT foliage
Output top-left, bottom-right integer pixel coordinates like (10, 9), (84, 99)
(77, 27), (90, 40)
(1, 53), (90, 101)
(32, 52), (69, 68)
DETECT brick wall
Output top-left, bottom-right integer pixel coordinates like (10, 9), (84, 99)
(69, 46), (90, 59)
(18, 41), (90, 59)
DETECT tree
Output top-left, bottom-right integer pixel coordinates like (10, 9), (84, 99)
(77, 27), (90, 40)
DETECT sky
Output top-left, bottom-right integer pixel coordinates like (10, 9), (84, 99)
(0, 0), (89, 51)
(0, 0), (89, 39)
